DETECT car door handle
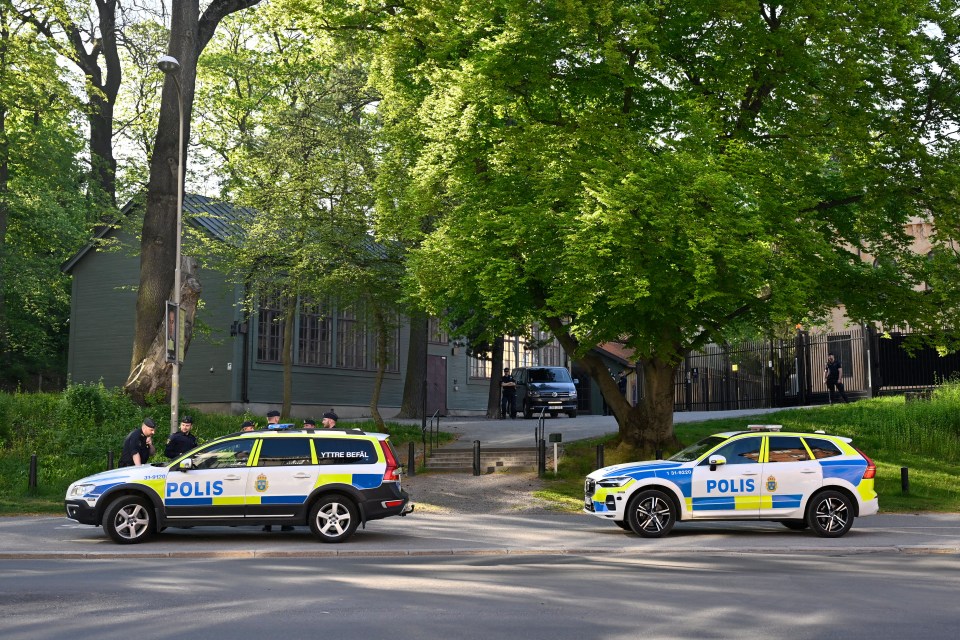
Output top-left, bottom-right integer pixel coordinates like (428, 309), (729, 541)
(741, 471), (759, 476)
(292, 473), (312, 479)
(800, 469), (818, 474)
(224, 475), (242, 481)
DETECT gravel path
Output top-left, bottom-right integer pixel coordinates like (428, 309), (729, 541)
(402, 472), (558, 514)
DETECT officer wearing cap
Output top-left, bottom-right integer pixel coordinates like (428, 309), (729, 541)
(303, 418), (317, 431)
(265, 410), (281, 428)
(321, 411), (338, 428)
(240, 420), (256, 432)
(119, 418), (157, 467)
(165, 415), (198, 459)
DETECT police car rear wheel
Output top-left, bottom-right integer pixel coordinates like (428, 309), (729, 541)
(807, 491), (853, 538)
(309, 494), (359, 543)
(102, 495), (153, 544)
(626, 489), (676, 538)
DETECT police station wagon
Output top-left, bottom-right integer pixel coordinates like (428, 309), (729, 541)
(65, 427), (412, 544)
(584, 426), (878, 538)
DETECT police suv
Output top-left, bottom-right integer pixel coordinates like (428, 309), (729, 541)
(584, 426), (878, 538)
(65, 427), (412, 544)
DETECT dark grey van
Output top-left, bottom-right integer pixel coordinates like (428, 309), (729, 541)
(513, 366), (579, 418)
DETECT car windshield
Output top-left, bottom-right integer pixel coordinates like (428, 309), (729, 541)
(668, 435), (728, 462)
(528, 368), (572, 383)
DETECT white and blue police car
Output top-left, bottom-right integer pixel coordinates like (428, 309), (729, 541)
(65, 427), (412, 544)
(584, 425), (878, 538)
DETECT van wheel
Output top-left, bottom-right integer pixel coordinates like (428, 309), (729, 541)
(626, 489), (676, 538)
(523, 402), (533, 419)
(309, 494), (359, 543)
(550, 411), (559, 418)
(567, 410), (578, 418)
(102, 495), (154, 544)
(806, 490), (853, 538)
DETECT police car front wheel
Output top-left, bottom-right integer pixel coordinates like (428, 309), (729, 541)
(102, 495), (154, 544)
(626, 489), (676, 538)
(309, 494), (360, 543)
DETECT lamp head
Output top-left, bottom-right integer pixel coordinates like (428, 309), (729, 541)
(157, 55), (181, 74)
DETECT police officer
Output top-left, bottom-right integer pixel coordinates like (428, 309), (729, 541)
(165, 415), (198, 459)
(303, 418), (317, 431)
(240, 420), (256, 432)
(119, 418), (157, 467)
(321, 411), (338, 428)
(265, 409), (281, 428)
(500, 368), (517, 419)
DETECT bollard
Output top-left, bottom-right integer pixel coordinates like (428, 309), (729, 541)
(655, 448), (663, 460)
(901, 467), (909, 494)
(473, 440), (481, 476)
(28, 454), (38, 490)
(538, 439), (546, 477)
(596, 444), (604, 470)
(107, 449), (115, 470)
(407, 442), (416, 477)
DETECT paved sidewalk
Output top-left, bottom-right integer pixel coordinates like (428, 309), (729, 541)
(392, 407), (799, 449)
(2, 512), (958, 559)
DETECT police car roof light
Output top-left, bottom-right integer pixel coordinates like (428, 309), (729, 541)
(747, 424), (783, 432)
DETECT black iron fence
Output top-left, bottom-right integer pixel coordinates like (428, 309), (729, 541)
(670, 327), (960, 411)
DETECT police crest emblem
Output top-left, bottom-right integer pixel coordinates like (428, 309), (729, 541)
(766, 475), (777, 492)
(256, 473), (268, 492)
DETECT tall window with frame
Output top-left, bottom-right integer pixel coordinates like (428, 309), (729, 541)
(256, 291), (284, 363)
(428, 317), (449, 344)
(299, 298), (332, 367)
(469, 349), (492, 379)
(337, 305), (368, 369)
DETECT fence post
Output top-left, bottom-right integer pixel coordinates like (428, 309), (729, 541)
(408, 442), (416, 477)
(537, 438), (546, 477)
(28, 454), (38, 490)
(107, 449), (114, 470)
(473, 440), (481, 476)
(901, 467), (909, 494)
(596, 444), (604, 470)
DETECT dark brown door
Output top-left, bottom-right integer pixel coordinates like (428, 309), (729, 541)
(427, 355), (448, 416)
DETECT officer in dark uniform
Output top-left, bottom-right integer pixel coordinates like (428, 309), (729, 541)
(303, 418), (317, 431)
(119, 418), (157, 467)
(500, 368), (517, 419)
(165, 415), (198, 459)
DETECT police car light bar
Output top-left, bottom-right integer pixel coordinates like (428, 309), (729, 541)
(747, 424), (783, 432)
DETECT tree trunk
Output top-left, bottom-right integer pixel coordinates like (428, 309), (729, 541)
(545, 316), (679, 450)
(281, 294), (296, 417)
(124, 257), (201, 404)
(369, 307), (387, 430)
(397, 312), (427, 418)
(486, 335), (504, 418)
(129, 0), (260, 399)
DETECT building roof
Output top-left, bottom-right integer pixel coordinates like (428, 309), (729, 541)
(61, 194), (255, 274)
(594, 342), (636, 367)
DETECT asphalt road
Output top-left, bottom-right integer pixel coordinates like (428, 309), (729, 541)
(3, 511), (959, 559)
(2, 553), (957, 640)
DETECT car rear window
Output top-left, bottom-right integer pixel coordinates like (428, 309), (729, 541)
(766, 436), (811, 462)
(258, 438), (312, 466)
(804, 437), (844, 459)
(314, 438), (377, 465)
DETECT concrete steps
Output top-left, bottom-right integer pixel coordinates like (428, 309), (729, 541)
(424, 447), (541, 473)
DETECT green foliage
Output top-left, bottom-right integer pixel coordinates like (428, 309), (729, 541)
(543, 387), (960, 513)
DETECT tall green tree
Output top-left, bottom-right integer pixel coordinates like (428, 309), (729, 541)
(363, 0), (960, 448)
(0, 3), (89, 388)
(126, 0), (261, 405)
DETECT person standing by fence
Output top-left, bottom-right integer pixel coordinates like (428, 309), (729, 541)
(824, 352), (849, 404)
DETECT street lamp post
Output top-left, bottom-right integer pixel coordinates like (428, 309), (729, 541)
(158, 55), (185, 435)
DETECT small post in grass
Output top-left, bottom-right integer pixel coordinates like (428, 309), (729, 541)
(28, 454), (38, 490)
(901, 467), (909, 494)
(407, 442), (416, 477)
(596, 444), (604, 470)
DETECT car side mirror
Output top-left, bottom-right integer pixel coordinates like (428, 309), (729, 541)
(708, 455), (726, 471)
(573, 378), (579, 385)
(179, 457), (193, 471)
